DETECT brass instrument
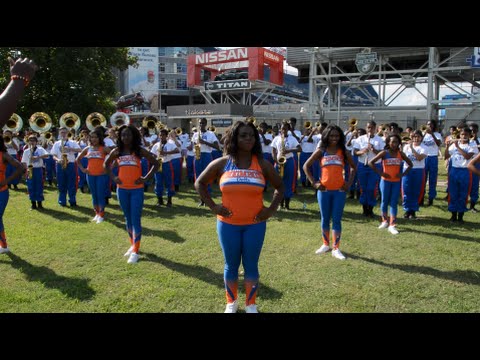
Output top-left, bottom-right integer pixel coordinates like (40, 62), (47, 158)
(59, 112), (81, 132)
(377, 124), (388, 137)
(44, 131), (54, 142)
(67, 130), (76, 140)
(3, 134), (12, 145)
(208, 126), (216, 133)
(348, 117), (358, 131)
(400, 131), (411, 142)
(157, 142), (165, 173)
(110, 111), (130, 127)
(450, 130), (460, 141)
(3, 113), (23, 132)
(304, 121), (312, 130)
(194, 119), (202, 160)
(142, 115), (158, 134)
(175, 128), (183, 136)
(29, 112), (53, 134)
(246, 116), (256, 126)
(60, 140), (68, 169)
(420, 124), (428, 133)
(86, 112), (107, 131)
(156, 122), (166, 132)
(277, 133), (287, 178)
(315, 121), (321, 128)
(27, 144), (35, 179)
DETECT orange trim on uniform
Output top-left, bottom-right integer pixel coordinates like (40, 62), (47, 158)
(117, 154), (143, 190)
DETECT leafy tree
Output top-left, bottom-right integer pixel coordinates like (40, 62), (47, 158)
(0, 47), (138, 127)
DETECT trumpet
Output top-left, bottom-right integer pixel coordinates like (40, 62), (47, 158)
(348, 117), (358, 131)
(246, 116), (256, 126)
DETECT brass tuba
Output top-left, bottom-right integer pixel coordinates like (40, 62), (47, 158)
(3, 113), (23, 132)
(29, 112), (52, 133)
(142, 115), (158, 134)
(86, 112), (107, 131)
(59, 112), (81, 132)
(110, 111), (130, 127)
(304, 121), (312, 130)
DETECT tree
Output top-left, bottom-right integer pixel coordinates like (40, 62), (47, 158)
(0, 47), (138, 127)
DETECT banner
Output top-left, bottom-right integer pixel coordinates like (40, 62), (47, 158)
(128, 47), (159, 103)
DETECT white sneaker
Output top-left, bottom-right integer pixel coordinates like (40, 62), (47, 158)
(245, 304), (258, 313)
(332, 249), (346, 260)
(224, 300), (238, 313)
(124, 246), (134, 257)
(127, 252), (139, 264)
(315, 244), (331, 254)
(378, 221), (389, 229)
(96, 217), (104, 224)
(388, 226), (399, 235)
(91, 215), (99, 222)
(0, 247), (10, 254)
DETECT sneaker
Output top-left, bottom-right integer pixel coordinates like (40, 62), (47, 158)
(315, 244), (331, 254)
(127, 252), (139, 264)
(378, 221), (389, 229)
(124, 246), (134, 257)
(245, 304), (258, 313)
(332, 249), (346, 260)
(388, 226), (399, 235)
(96, 217), (104, 224)
(0, 247), (10, 254)
(224, 300), (238, 313)
(91, 215), (99, 222)
(470, 207), (478, 214)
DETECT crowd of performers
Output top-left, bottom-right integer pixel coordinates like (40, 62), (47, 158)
(0, 117), (479, 263)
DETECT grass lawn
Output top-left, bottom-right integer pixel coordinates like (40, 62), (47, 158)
(0, 164), (479, 313)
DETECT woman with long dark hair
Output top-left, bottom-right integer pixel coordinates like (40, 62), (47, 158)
(195, 120), (284, 313)
(304, 124), (356, 260)
(104, 125), (159, 264)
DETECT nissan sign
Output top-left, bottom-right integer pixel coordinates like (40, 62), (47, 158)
(205, 80), (252, 91)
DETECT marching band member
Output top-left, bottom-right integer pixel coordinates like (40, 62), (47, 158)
(369, 134), (413, 235)
(353, 121), (385, 217)
(77, 129), (90, 193)
(104, 125), (159, 264)
(271, 121), (301, 210)
(20, 135), (49, 210)
(3, 129), (20, 190)
(258, 122), (274, 191)
(468, 123), (480, 212)
(104, 126), (118, 200)
(303, 125), (356, 260)
(0, 135), (23, 254)
(139, 127), (153, 192)
(420, 120), (443, 207)
(401, 130), (427, 219)
(299, 126), (316, 188)
(51, 127), (82, 207)
(190, 118), (220, 206)
(287, 117), (302, 191)
(168, 129), (183, 192)
(195, 120), (284, 313)
(151, 129), (179, 207)
(185, 128), (195, 184)
(445, 127), (475, 223)
(76, 128), (111, 223)
(346, 127), (365, 199)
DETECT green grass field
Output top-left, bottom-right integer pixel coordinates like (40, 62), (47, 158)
(0, 165), (479, 313)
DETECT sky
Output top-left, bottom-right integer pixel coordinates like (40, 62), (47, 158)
(217, 47), (473, 106)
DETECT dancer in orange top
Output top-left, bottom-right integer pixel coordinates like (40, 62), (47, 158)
(104, 125), (159, 264)
(304, 125), (356, 260)
(195, 120), (284, 313)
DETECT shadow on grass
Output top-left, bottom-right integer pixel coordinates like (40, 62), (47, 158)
(348, 253), (480, 286)
(35, 206), (89, 223)
(0, 253), (95, 300)
(141, 252), (283, 300)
